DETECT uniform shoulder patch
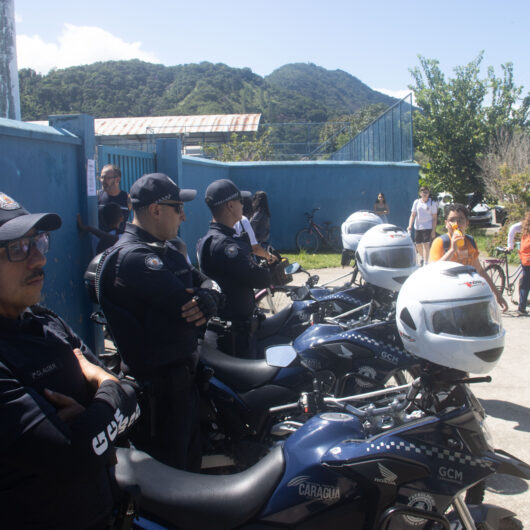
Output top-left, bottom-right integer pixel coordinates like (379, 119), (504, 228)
(224, 244), (239, 258)
(145, 254), (164, 270)
(0, 193), (21, 210)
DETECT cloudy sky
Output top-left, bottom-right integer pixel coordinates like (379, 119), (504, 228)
(14, 0), (530, 99)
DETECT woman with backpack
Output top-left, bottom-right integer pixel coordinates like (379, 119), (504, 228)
(429, 203), (508, 311)
(407, 186), (437, 265)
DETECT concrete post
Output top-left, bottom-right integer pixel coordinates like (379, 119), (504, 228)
(0, 0), (21, 120)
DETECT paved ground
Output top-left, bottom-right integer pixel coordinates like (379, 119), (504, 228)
(299, 267), (530, 526)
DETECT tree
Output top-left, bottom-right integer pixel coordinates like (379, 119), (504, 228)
(206, 129), (274, 162)
(409, 53), (529, 201)
(478, 129), (529, 215)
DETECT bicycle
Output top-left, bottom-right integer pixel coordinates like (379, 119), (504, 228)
(295, 208), (341, 253)
(483, 247), (523, 304)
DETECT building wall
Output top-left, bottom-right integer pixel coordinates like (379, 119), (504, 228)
(0, 116), (98, 349)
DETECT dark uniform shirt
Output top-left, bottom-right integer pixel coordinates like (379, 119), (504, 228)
(100, 223), (203, 379)
(97, 189), (130, 232)
(198, 222), (270, 321)
(0, 306), (138, 530)
(99, 223), (211, 470)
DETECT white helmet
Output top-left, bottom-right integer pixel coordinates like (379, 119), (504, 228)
(396, 261), (505, 374)
(355, 224), (417, 291)
(341, 211), (383, 251)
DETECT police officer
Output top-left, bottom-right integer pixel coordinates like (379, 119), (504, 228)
(198, 179), (271, 358)
(98, 173), (222, 471)
(0, 192), (138, 530)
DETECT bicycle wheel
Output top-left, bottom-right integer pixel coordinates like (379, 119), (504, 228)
(296, 228), (320, 253)
(256, 286), (292, 316)
(485, 264), (506, 295)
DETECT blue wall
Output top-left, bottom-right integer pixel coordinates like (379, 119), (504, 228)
(178, 156), (419, 253)
(0, 116), (98, 350)
(0, 114), (419, 354)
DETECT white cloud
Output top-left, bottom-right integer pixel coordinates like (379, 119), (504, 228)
(16, 23), (159, 73)
(375, 88), (416, 105)
(15, 12), (22, 23)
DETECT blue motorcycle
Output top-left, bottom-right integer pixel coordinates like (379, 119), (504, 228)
(114, 366), (530, 529)
(198, 317), (420, 470)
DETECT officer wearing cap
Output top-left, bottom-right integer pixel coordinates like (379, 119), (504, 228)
(98, 173), (222, 470)
(0, 192), (138, 529)
(198, 179), (271, 358)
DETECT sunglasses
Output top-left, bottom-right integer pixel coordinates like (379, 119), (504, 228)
(0, 232), (50, 262)
(159, 202), (184, 214)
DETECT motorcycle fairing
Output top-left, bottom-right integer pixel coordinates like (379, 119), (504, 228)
(484, 448), (530, 480)
(257, 300), (316, 342)
(259, 413), (365, 524)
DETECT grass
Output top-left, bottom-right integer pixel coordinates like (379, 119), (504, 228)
(280, 249), (342, 269)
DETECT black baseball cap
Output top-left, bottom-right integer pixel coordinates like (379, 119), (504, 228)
(129, 173), (196, 209)
(205, 179), (251, 208)
(0, 192), (62, 243)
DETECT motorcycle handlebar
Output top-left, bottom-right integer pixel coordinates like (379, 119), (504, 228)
(269, 380), (417, 416)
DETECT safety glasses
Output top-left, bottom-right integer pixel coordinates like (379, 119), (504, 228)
(0, 232), (50, 262)
(159, 202), (184, 214)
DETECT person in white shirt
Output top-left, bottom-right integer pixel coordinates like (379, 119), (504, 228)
(234, 215), (277, 264)
(407, 186), (438, 265)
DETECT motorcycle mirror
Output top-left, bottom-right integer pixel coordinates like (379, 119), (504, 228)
(265, 345), (298, 367)
(285, 262), (301, 275)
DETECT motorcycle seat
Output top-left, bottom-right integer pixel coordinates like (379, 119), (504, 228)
(113, 445), (285, 529)
(199, 341), (280, 392)
(257, 305), (292, 339)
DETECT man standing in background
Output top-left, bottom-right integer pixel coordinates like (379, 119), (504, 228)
(97, 164), (130, 232)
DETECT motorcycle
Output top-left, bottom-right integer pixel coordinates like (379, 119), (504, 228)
(199, 314), (420, 470)
(255, 261), (361, 316)
(113, 364), (530, 529)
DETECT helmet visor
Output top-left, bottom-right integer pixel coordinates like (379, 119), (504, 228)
(426, 300), (502, 337)
(366, 247), (416, 269)
(346, 221), (378, 234)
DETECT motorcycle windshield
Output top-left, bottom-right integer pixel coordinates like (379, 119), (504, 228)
(427, 300), (501, 337)
(366, 247), (416, 268)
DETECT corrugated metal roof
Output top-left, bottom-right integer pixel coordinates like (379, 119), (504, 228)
(28, 114), (261, 136)
(95, 114), (261, 137)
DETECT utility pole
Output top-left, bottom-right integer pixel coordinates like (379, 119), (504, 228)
(0, 0), (21, 120)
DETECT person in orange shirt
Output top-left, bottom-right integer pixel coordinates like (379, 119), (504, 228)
(430, 203), (508, 311)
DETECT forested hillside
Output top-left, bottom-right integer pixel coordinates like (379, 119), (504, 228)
(19, 60), (396, 122)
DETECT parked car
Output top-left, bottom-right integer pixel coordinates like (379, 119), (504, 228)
(468, 201), (493, 225)
(436, 192), (453, 220)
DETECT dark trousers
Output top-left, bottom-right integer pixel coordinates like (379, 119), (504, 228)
(519, 265), (530, 312)
(217, 328), (258, 359)
(130, 363), (201, 471)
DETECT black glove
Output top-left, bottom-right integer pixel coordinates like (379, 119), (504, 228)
(193, 288), (222, 320)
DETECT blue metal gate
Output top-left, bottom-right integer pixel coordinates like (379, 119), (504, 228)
(97, 145), (156, 192)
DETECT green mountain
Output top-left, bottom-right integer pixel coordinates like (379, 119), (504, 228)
(19, 60), (397, 123)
